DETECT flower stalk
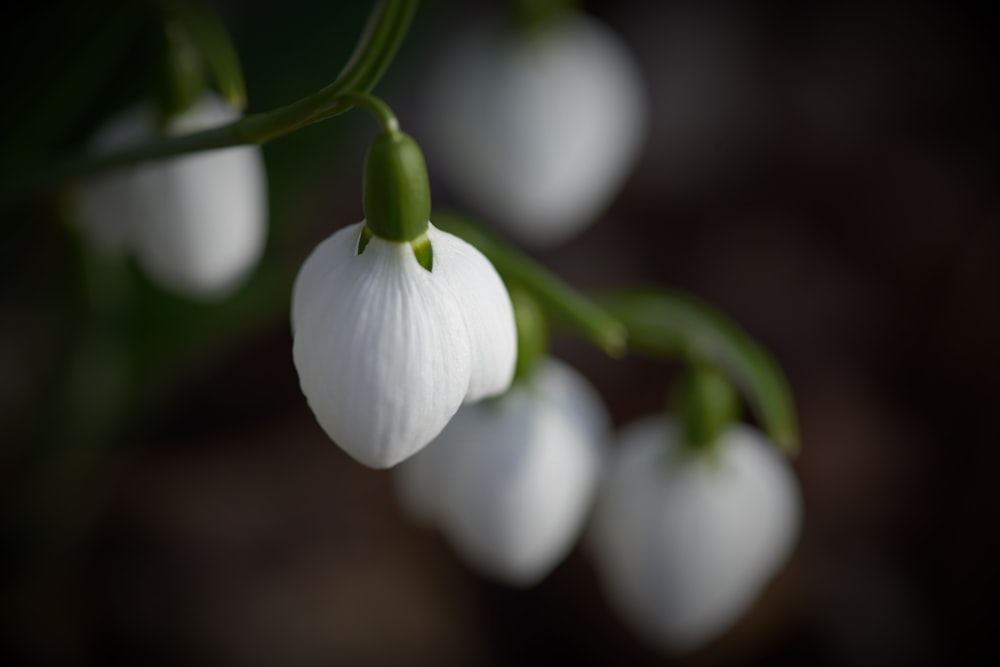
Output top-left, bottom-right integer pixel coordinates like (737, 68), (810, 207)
(601, 289), (799, 454)
(3, 0), (419, 201)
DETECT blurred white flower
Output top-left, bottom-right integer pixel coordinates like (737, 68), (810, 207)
(291, 221), (516, 469)
(588, 416), (802, 653)
(75, 92), (267, 299)
(420, 12), (648, 247)
(394, 358), (608, 586)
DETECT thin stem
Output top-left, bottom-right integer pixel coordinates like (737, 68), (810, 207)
(340, 91), (400, 134)
(3, 0), (418, 202)
(600, 289), (799, 454)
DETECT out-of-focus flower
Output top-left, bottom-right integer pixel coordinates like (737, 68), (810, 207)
(291, 221), (516, 469)
(74, 92), (268, 299)
(588, 416), (802, 653)
(394, 358), (608, 586)
(420, 12), (648, 247)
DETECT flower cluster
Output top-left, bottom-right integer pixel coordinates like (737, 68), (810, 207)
(63, 2), (804, 657)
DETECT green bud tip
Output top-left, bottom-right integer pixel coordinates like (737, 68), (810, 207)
(674, 365), (741, 453)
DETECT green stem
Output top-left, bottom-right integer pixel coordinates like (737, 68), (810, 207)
(509, 285), (548, 382)
(672, 364), (740, 455)
(434, 211), (626, 358)
(340, 91), (400, 134)
(601, 289), (799, 454)
(3, 0), (418, 201)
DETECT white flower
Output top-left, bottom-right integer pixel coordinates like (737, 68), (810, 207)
(74, 93), (267, 299)
(419, 12), (648, 247)
(588, 416), (802, 653)
(291, 221), (516, 469)
(394, 358), (608, 586)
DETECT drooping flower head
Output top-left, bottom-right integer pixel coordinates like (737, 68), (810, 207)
(291, 119), (517, 468)
(394, 358), (608, 586)
(75, 92), (267, 299)
(588, 416), (802, 653)
(420, 10), (648, 246)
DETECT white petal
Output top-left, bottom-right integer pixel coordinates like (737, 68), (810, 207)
(74, 93), (267, 299)
(420, 13), (648, 246)
(426, 223), (516, 401)
(531, 357), (612, 447)
(396, 358), (608, 586)
(292, 222), (472, 469)
(134, 95), (267, 298)
(588, 417), (802, 653)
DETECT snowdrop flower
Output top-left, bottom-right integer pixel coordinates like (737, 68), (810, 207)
(420, 11), (648, 247)
(292, 123), (516, 469)
(74, 92), (268, 299)
(588, 416), (802, 653)
(394, 358), (608, 586)
(292, 223), (516, 469)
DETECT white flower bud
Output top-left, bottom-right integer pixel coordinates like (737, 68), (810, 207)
(291, 222), (516, 469)
(74, 93), (267, 299)
(395, 358), (609, 586)
(588, 416), (802, 653)
(420, 12), (648, 247)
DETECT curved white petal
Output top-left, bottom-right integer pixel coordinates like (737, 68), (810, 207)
(395, 358), (608, 586)
(421, 13), (648, 246)
(588, 417), (802, 653)
(292, 222), (472, 469)
(74, 93), (267, 299)
(426, 223), (516, 401)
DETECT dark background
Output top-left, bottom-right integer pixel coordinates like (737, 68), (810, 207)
(1, 0), (998, 665)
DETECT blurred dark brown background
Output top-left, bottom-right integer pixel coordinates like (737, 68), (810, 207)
(1, 0), (998, 665)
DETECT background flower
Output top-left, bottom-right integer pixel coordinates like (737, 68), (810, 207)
(74, 92), (268, 300)
(395, 358), (609, 586)
(588, 416), (802, 653)
(418, 10), (648, 247)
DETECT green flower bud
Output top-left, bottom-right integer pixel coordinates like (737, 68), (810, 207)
(363, 130), (431, 243)
(158, 20), (207, 122)
(673, 365), (741, 455)
(510, 286), (548, 382)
